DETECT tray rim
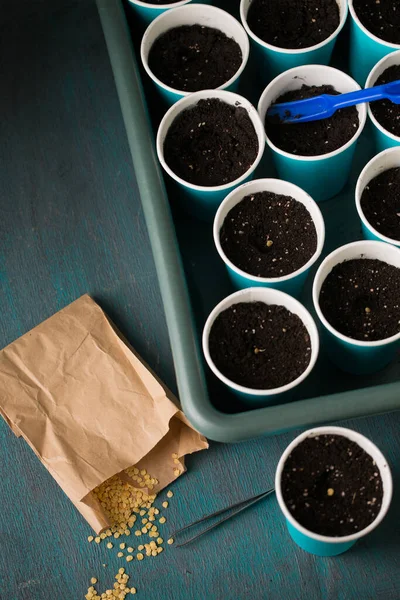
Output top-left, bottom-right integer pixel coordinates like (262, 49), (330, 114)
(96, 0), (400, 443)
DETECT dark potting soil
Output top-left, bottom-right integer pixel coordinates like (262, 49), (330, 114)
(220, 192), (318, 278)
(281, 434), (383, 537)
(265, 85), (359, 156)
(370, 65), (400, 138)
(353, 0), (400, 45)
(361, 167), (400, 241)
(208, 302), (312, 389)
(148, 25), (242, 93)
(163, 98), (259, 186)
(247, 0), (340, 49)
(319, 258), (400, 341)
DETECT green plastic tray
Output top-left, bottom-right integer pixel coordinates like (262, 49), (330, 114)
(97, 0), (400, 442)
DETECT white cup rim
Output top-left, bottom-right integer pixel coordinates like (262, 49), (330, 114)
(240, 0), (348, 55)
(355, 147), (400, 247)
(348, 0), (400, 50)
(129, 0), (192, 8)
(312, 240), (400, 347)
(365, 50), (400, 144)
(213, 178), (325, 283)
(202, 287), (319, 396)
(257, 65), (367, 162)
(275, 426), (393, 544)
(140, 5), (250, 98)
(156, 89), (265, 192)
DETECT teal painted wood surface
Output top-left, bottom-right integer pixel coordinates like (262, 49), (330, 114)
(0, 2), (399, 599)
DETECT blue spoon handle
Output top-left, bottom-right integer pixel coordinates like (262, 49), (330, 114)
(330, 83), (393, 111)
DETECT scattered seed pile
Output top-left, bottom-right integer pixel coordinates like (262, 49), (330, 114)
(84, 456), (179, 598)
(319, 258), (400, 341)
(360, 167), (400, 241)
(247, 0), (340, 49)
(281, 434), (383, 536)
(265, 84), (359, 156)
(163, 98), (259, 186)
(220, 191), (318, 278)
(148, 25), (242, 92)
(370, 65), (400, 138)
(208, 301), (312, 389)
(353, 0), (400, 44)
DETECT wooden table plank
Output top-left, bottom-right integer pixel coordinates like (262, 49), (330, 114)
(0, 2), (399, 599)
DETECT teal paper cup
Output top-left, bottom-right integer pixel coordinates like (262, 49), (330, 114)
(365, 50), (400, 153)
(156, 90), (265, 220)
(213, 178), (325, 297)
(348, 0), (400, 87)
(202, 287), (319, 406)
(275, 426), (393, 557)
(141, 5), (250, 106)
(240, 0), (348, 84)
(127, 0), (210, 27)
(356, 147), (400, 248)
(313, 240), (400, 375)
(257, 65), (367, 203)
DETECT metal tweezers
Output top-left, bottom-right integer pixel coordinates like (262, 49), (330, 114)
(171, 488), (275, 547)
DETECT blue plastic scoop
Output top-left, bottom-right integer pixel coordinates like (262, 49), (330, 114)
(266, 80), (400, 124)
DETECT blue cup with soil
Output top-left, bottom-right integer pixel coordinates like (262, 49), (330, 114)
(240, 0), (347, 85)
(213, 178), (325, 297)
(349, 0), (400, 87)
(275, 426), (393, 556)
(257, 65), (367, 203)
(127, 0), (211, 27)
(202, 287), (319, 406)
(141, 5), (250, 106)
(365, 50), (400, 153)
(356, 147), (400, 248)
(313, 240), (400, 375)
(156, 90), (265, 220)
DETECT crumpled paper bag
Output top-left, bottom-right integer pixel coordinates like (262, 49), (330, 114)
(0, 295), (208, 532)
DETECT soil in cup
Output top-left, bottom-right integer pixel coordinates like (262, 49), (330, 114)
(246, 0), (340, 49)
(370, 65), (400, 138)
(219, 192), (318, 278)
(360, 167), (400, 241)
(208, 301), (312, 389)
(319, 258), (400, 341)
(353, 0), (400, 45)
(148, 25), (242, 92)
(163, 98), (258, 186)
(265, 84), (359, 156)
(281, 434), (384, 537)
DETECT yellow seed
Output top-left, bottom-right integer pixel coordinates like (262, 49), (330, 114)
(106, 529), (112, 537)
(136, 553), (144, 561)
(173, 458), (180, 464)
(141, 518), (148, 524)
(131, 588), (137, 595)
(327, 488), (334, 496)
(150, 541), (157, 549)
(134, 530), (141, 537)
(140, 469), (147, 476)
(126, 555), (133, 562)
(88, 536), (94, 543)
(157, 537), (163, 544)
(119, 568), (125, 574)
(172, 453), (178, 459)
(100, 533), (107, 539)
(162, 501), (169, 508)
(107, 542), (113, 549)
(266, 239), (273, 248)
(127, 547), (134, 553)
(114, 532), (120, 539)
(167, 491), (173, 498)
(124, 530), (130, 536)
(91, 578), (98, 585)
(167, 538), (174, 545)
(141, 527), (147, 534)
(154, 509), (159, 515)
(95, 537), (101, 544)
(157, 546), (163, 554)
(159, 517), (166, 524)
(138, 544), (144, 550)
(365, 307), (371, 314)
(119, 543), (126, 550)
(174, 469), (180, 477)
(151, 550), (158, 557)
(117, 552), (124, 558)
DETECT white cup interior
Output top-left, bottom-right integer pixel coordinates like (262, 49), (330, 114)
(240, 0), (347, 54)
(213, 178), (325, 283)
(257, 64), (367, 161)
(156, 89), (265, 192)
(275, 425), (393, 543)
(129, 0), (192, 9)
(348, 0), (400, 50)
(141, 5), (250, 96)
(202, 287), (319, 396)
(356, 147), (400, 247)
(313, 240), (400, 347)
(365, 49), (400, 143)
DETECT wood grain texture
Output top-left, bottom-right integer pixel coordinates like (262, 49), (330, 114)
(0, 2), (399, 599)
